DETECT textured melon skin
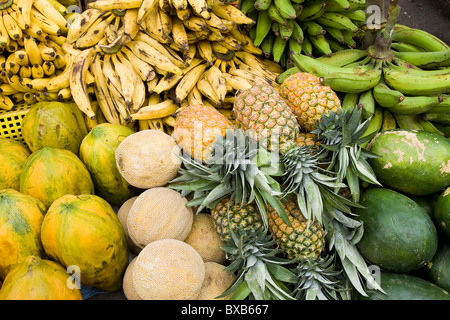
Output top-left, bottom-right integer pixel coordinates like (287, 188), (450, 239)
(0, 190), (46, 281)
(79, 123), (135, 206)
(367, 129), (450, 196)
(21, 101), (88, 156)
(0, 255), (82, 300)
(355, 187), (438, 273)
(434, 187), (450, 237)
(0, 138), (31, 191)
(20, 147), (95, 209)
(427, 245), (450, 292)
(133, 239), (205, 300)
(355, 272), (449, 300)
(40, 194), (129, 292)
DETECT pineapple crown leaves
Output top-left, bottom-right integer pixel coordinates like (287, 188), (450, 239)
(169, 129), (291, 228)
(292, 254), (346, 300)
(311, 107), (382, 202)
(281, 146), (362, 226)
(324, 207), (385, 297)
(218, 226), (297, 301)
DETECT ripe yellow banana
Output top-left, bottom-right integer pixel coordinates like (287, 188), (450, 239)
(31, 63), (45, 78)
(66, 9), (104, 44)
(197, 72), (221, 106)
(211, 0), (255, 25)
(187, 85), (203, 106)
(30, 8), (62, 36)
(111, 53), (135, 108)
(222, 72), (253, 91)
(42, 61), (56, 76)
(205, 65), (227, 103)
(57, 87), (72, 101)
(45, 53), (74, 92)
(23, 35), (43, 65)
(33, 0), (67, 29)
(188, 0), (210, 20)
(27, 77), (51, 91)
(0, 10), (10, 48)
(175, 62), (208, 103)
(130, 99), (178, 120)
(89, 0), (142, 11)
(197, 40), (214, 66)
(14, 50), (29, 66)
(3, 10), (22, 41)
(171, 16), (189, 52)
(136, 0), (159, 25)
(16, 0), (33, 29)
(74, 14), (115, 49)
(119, 46), (156, 82)
(69, 47), (97, 119)
(0, 93), (14, 110)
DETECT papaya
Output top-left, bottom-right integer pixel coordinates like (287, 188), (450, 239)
(21, 101), (88, 156)
(434, 187), (450, 237)
(355, 187), (438, 273)
(0, 138), (30, 191)
(0, 190), (46, 281)
(0, 256), (82, 300)
(427, 245), (450, 292)
(355, 272), (449, 300)
(79, 123), (135, 206)
(367, 129), (450, 195)
(40, 194), (129, 292)
(20, 147), (95, 209)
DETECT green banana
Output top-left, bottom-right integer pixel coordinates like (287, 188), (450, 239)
(360, 106), (383, 148)
(301, 35), (313, 56)
(433, 123), (450, 137)
(381, 109), (397, 131)
(322, 69), (382, 94)
(342, 92), (360, 111)
(322, 26), (345, 44)
(254, 0), (272, 11)
(325, 0), (350, 11)
(272, 35), (288, 63)
(417, 118), (446, 136)
(391, 41), (425, 53)
(373, 78), (405, 108)
(291, 20), (304, 44)
(275, 65), (299, 84)
(297, 0), (328, 21)
(358, 89), (376, 119)
(316, 48), (367, 67)
(394, 114), (424, 131)
(254, 10), (272, 46)
(423, 112), (450, 125)
(239, 0), (257, 15)
(273, 0), (297, 20)
(300, 20), (326, 36)
(340, 9), (365, 23)
(383, 67), (450, 96)
(391, 25), (450, 53)
(279, 19), (294, 40)
(386, 95), (442, 115)
(426, 95), (450, 113)
(316, 12), (359, 33)
(260, 33), (275, 58)
(393, 50), (450, 69)
(387, 59), (450, 75)
(341, 29), (357, 49)
(267, 3), (287, 25)
(288, 36), (302, 56)
(309, 34), (332, 57)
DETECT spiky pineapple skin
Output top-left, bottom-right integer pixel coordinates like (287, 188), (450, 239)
(296, 132), (321, 149)
(233, 84), (300, 154)
(267, 197), (326, 261)
(172, 104), (233, 163)
(280, 73), (342, 132)
(211, 197), (264, 242)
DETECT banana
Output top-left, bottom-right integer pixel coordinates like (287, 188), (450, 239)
(423, 112), (450, 125)
(130, 99), (178, 120)
(38, 43), (56, 61)
(45, 53), (74, 92)
(27, 78), (51, 91)
(254, 0), (272, 11)
(16, 0), (33, 29)
(322, 68), (382, 94)
(205, 65), (227, 103)
(383, 67), (450, 96)
(390, 41), (424, 53)
(279, 19), (294, 40)
(175, 62), (208, 103)
(7, 74), (31, 92)
(341, 29), (357, 48)
(253, 10), (271, 47)
(120, 46), (156, 82)
(297, 0), (328, 21)
(89, 0), (142, 11)
(91, 54), (120, 124)
(426, 95), (450, 113)
(53, 54), (66, 69)
(171, 17), (189, 52)
(393, 50), (450, 69)
(152, 58), (202, 94)
(13, 50), (28, 67)
(172, 0), (188, 10)
(197, 40), (214, 66)
(394, 114), (424, 131)
(0, 10), (10, 48)
(33, 0), (67, 29)
(222, 72), (253, 91)
(357, 89), (376, 119)
(381, 109), (397, 131)
(116, 51), (146, 113)
(69, 47), (97, 119)
(188, 0), (210, 20)
(316, 12), (359, 33)
(360, 106), (383, 148)
(300, 20), (325, 37)
(66, 9), (104, 44)
(316, 49), (367, 67)
(74, 14), (115, 49)
(342, 92), (360, 111)
(57, 87), (72, 101)
(417, 118), (446, 136)
(3, 10), (22, 41)
(260, 33), (274, 58)
(391, 25), (450, 53)
(11, 92), (25, 104)
(110, 53), (134, 108)
(205, 12), (229, 33)
(373, 78), (405, 108)
(267, 3), (286, 25)
(187, 85), (203, 106)
(175, 7), (191, 21)
(273, 0), (297, 20)
(0, 83), (18, 95)
(182, 15), (208, 32)
(272, 35), (287, 63)
(0, 93), (14, 110)
(30, 8), (62, 36)
(211, 0), (255, 25)
(197, 71), (221, 106)
(309, 33), (332, 57)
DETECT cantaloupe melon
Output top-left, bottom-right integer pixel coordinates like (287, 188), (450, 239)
(184, 213), (226, 264)
(115, 130), (182, 189)
(197, 262), (236, 300)
(122, 257), (142, 300)
(132, 239), (205, 300)
(127, 187), (194, 249)
(117, 196), (141, 255)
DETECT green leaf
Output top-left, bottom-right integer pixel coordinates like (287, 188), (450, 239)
(266, 263), (298, 284)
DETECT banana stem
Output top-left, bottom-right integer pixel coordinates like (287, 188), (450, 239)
(362, 0), (386, 49)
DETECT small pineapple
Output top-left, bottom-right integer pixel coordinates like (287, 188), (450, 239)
(172, 104), (233, 163)
(211, 197), (264, 242)
(266, 196), (326, 261)
(233, 83), (300, 155)
(280, 72), (342, 132)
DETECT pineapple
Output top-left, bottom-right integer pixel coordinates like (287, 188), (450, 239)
(296, 132), (321, 149)
(280, 72), (342, 132)
(172, 104), (233, 163)
(266, 196), (325, 261)
(233, 83), (300, 155)
(211, 197), (264, 242)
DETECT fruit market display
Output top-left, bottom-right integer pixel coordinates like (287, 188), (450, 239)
(0, 0), (449, 302)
